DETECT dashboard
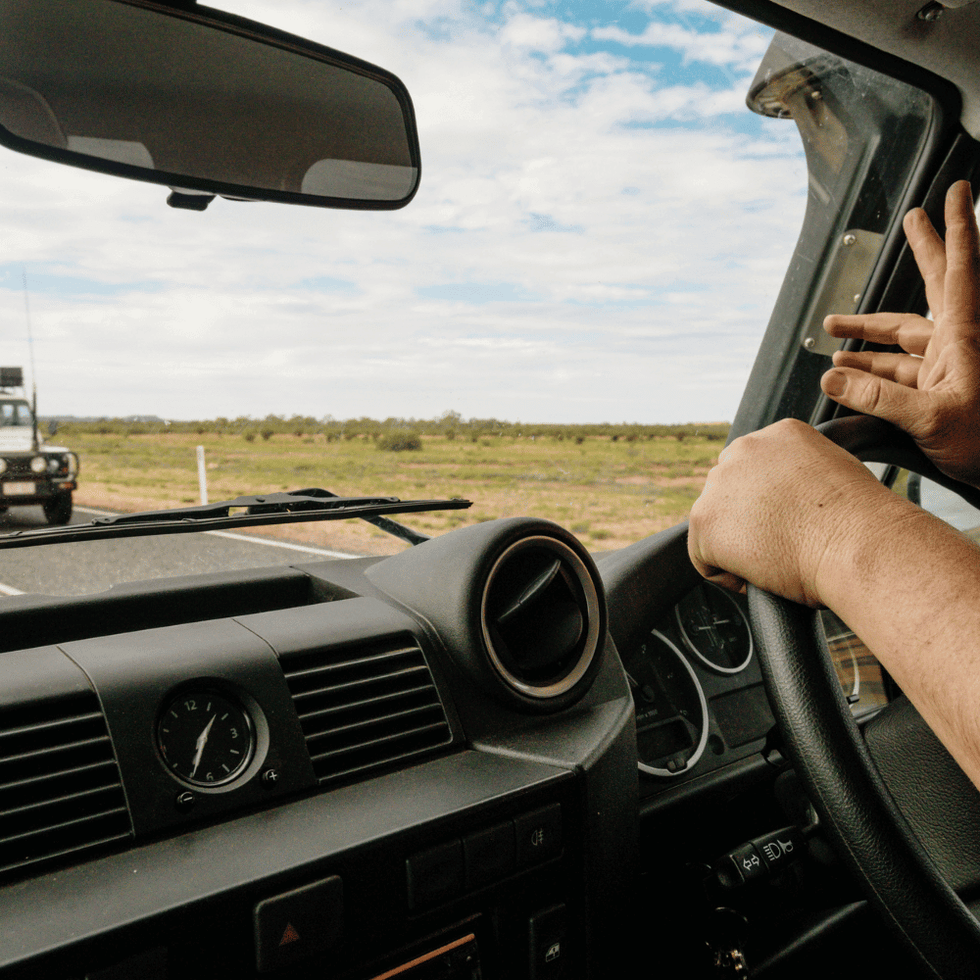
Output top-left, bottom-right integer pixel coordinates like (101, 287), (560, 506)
(0, 516), (891, 980)
(0, 516), (636, 980)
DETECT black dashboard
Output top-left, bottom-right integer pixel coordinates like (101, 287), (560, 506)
(0, 516), (889, 979)
(0, 517), (637, 980)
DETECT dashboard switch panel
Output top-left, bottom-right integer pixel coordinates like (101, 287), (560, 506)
(253, 874), (344, 973)
(516, 804), (563, 867)
(464, 820), (517, 889)
(528, 903), (568, 980)
(406, 840), (465, 909)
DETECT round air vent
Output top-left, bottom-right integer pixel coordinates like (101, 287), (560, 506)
(481, 534), (603, 703)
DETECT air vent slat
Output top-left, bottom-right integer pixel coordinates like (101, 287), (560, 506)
(304, 701), (446, 746)
(282, 634), (453, 785)
(1, 780), (126, 822)
(295, 682), (437, 726)
(308, 719), (451, 766)
(2, 801), (130, 846)
(291, 664), (428, 703)
(0, 826), (133, 877)
(0, 758), (118, 798)
(0, 690), (132, 883)
(0, 710), (104, 743)
(0, 733), (113, 770)
(287, 645), (421, 682)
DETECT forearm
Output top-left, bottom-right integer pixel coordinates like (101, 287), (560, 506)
(817, 488), (980, 788)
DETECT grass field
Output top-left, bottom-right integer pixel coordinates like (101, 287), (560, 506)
(66, 425), (725, 555)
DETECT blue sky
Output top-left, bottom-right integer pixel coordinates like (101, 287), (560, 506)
(0, 0), (807, 422)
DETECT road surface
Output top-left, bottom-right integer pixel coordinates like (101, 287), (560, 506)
(0, 505), (361, 597)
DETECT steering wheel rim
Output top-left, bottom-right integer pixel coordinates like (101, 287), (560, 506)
(748, 415), (980, 979)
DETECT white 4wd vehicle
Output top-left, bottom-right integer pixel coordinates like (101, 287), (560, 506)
(0, 367), (77, 525)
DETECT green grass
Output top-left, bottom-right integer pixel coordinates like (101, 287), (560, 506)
(63, 422), (725, 553)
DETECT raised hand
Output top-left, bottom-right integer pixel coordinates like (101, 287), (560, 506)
(822, 180), (980, 488)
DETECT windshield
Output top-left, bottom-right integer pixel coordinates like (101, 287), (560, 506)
(0, 401), (31, 427)
(0, 0), (933, 597)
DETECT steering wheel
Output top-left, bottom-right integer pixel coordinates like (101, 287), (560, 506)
(748, 415), (980, 980)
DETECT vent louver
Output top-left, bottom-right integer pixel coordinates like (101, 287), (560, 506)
(481, 534), (603, 703)
(282, 635), (452, 784)
(0, 691), (132, 881)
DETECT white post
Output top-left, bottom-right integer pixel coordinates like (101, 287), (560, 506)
(196, 445), (208, 505)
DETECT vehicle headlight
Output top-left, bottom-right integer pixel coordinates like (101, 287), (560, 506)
(30, 456), (47, 474)
(47, 456), (62, 474)
(0, 459), (7, 475)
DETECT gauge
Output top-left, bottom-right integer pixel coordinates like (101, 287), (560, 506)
(623, 630), (708, 777)
(675, 581), (752, 674)
(157, 689), (254, 786)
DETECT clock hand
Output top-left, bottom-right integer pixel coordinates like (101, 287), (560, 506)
(189, 714), (217, 779)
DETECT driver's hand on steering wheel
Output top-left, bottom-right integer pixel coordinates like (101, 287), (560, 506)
(822, 180), (980, 489)
(686, 418), (916, 607)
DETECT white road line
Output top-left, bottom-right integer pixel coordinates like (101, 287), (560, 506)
(0, 582), (23, 596)
(73, 505), (360, 559)
(204, 530), (359, 559)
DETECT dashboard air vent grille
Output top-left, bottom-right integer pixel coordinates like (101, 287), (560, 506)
(283, 635), (452, 784)
(482, 534), (603, 703)
(0, 691), (132, 880)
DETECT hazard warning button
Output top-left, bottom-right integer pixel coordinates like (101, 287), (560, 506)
(253, 875), (344, 973)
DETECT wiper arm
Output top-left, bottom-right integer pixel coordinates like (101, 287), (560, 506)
(0, 488), (471, 550)
(126, 488), (448, 547)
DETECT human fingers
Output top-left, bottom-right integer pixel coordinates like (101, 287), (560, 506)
(830, 350), (922, 387)
(823, 311), (932, 355)
(702, 569), (747, 596)
(688, 492), (747, 596)
(687, 550), (747, 596)
(903, 205), (948, 320)
(939, 180), (980, 336)
(821, 365), (925, 430)
(689, 420), (879, 607)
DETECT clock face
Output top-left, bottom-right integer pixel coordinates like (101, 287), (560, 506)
(157, 690), (254, 786)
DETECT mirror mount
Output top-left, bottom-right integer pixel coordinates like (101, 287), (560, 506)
(167, 190), (216, 212)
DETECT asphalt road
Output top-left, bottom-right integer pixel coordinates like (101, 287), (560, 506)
(0, 504), (360, 597)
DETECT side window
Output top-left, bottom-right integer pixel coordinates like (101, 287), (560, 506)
(908, 475), (980, 535)
(732, 33), (936, 436)
(826, 464), (980, 712)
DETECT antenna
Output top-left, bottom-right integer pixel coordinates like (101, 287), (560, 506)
(21, 268), (39, 451)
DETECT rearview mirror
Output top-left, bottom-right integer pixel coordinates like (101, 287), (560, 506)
(0, 0), (420, 210)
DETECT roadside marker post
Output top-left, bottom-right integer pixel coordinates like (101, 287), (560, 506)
(197, 445), (208, 505)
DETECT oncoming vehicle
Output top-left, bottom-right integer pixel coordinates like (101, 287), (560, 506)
(0, 1), (979, 979)
(0, 367), (77, 525)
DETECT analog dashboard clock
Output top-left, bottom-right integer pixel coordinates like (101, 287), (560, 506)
(157, 690), (255, 787)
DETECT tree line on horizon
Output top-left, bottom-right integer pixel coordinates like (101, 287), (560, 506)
(54, 410), (730, 446)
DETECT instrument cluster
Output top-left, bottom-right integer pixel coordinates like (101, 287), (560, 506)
(623, 581), (769, 781)
(625, 583), (889, 784)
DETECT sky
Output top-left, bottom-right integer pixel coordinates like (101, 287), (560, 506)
(0, 0), (808, 423)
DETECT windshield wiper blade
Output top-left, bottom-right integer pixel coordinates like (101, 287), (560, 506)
(0, 489), (471, 550)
